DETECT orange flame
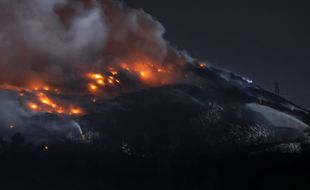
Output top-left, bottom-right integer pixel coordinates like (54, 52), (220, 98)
(120, 60), (172, 85)
(27, 92), (83, 116)
(0, 54), (191, 117)
(85, 71), (121, 94)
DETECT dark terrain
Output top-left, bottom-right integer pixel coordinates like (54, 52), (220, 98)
(0, 64), (309, 190)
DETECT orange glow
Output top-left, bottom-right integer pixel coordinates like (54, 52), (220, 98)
(27, 92), (83, 116)
(0, 83), (83, 115)
(37, 93), (57, 108)
(69, 107), (83, 115)
(30, 84), (61, 93)
(140, 72), (146, 77)
(97, 79), (104, 85)
(88, 83), (98, 93)
(0, 55), (182, 117)
(87, 73), (104, 80)
(111, 71), (118, 76)
(28, 102), (39, 110)
(43, 86), (50, 91)
(85, 71), (121, 93)
(199, 63), (207, 69)
(119, 60), (173, 85)
(121, 64), (131, 71)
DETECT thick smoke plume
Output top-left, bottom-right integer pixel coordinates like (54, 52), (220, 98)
(0, 0), (184, 88)
(0, 0), (189, 141)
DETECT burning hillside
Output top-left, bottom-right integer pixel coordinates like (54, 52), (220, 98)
(0, 0), (190, 121)
(0, 0), (308, 154)
(0, 1), (309, 190)
(0, 55), (189, 117)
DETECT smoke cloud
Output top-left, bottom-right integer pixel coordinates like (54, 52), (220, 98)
(0, 0), (188, 142)
(0, 0), (181, 88)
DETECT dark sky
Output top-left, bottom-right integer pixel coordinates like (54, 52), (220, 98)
(123, 0), (310, 109)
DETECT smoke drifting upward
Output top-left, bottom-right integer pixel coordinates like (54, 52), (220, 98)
(0, 0), (194, 141)
(0, 0), (186, 89)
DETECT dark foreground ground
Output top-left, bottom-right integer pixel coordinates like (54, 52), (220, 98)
(1, 137), (310, 190)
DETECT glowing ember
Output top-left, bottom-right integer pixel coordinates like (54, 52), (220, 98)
(0, 83), (83, 116)
(140, 71), (146, 77)
(88, 83), (99, 92)
(43, 86), (50, 91)
(0, 56), (185, 117)
(69, 107), (83, 115)
(97, 79), (104, 85)
(37, 93), (57, 108)
(119, 60), (173, 85)
(85, 71), (122, 94)
(88, 73), (104, 80)
(28, 102), (39, 110)
(111, 71), (118, 76)
(84, 59), (175, 92)
(27, 92), (83, 116)
(199, 63), (207, 69)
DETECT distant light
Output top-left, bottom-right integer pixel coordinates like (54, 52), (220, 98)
(28, 102), (39, 110)
(43, 86), (50, 91)
(70, 108), (82, 115)
(243, 77), (253, 84)
(199, 63), (207, 69)
(44, 145), (49, 150)
(88, 83), (98, 92)
(97, 79), (104, 85)
(246, 79), (253, 84)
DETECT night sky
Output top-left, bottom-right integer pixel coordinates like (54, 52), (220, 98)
(124, 0), (310, 109)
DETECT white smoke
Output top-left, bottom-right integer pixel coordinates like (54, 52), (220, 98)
(0, 92), (29, 128)
(1, 0), (108, 62)
(0, 0), (186, 142)
(0, 0), (179, 86)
